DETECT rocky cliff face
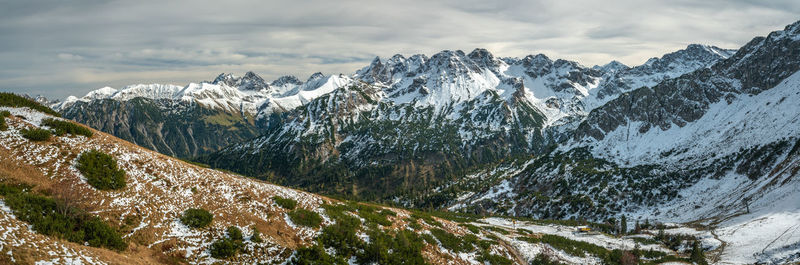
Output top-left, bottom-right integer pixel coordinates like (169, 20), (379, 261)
(60, 98), (259, 158)
(438, 21), (800, 226)
(56, 34), (737, 206)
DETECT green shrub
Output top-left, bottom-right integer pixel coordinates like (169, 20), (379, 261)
(691, 241), (708, 265)
(180, 208), (213, 229)
(519, 234), (606, 258)
(357, 229), (427, 265)
(251, 227), (263, 243)
(530, 254), (566, 265)
(0, 92), (60, 116)
(484, 226), (510, 235)
(0, 184), (127, 251)
(42, 118), (92, 137)
(478, 253), (513, 265)
(76, 150), (126, 190)
(291, 244), (345, 265)
(356, 207), (392, 226)
(321, 203), (356, 221)
(461, 223), (481, 234)
(272, 196), (297, 210)
(430, 228), (474, 252)
(0, 110), (9, 131)
(226, 226), (243, 241)
(20, 128), (51, 141)
(410, 212), (441, 227)
(209, 225), (246, 259)
(288, 209), (322, 227)
(421, 233), (437, 245)
(319, 212), (362, 258)
(209, 238), (240, 259)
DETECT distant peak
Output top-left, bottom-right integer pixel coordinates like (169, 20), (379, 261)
(595, 60), (629, 72)
(238, 71), (268, 91)
(389, 54), (406, 61)
(468, 48), (494, 60)
(242, 71), (261, 79)
(271, 75), (303, 87)
(307, 72), (325, 82)
(786, 19), (800, 33)
(213, 73), (238, 86)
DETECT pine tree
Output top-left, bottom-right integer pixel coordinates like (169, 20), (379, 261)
(621, 215), (628, 235)
(691, 240), (707, 265)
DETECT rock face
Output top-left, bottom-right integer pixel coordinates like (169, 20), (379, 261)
(56, 31), (738, 206)
(60, 98), (259, 158)
(440, 20), (800, 230)
(55, 72), (351, 157)
(574, 21), (800, 142)
(196, 43), (732, 203)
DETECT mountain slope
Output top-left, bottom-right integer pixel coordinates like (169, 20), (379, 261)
(437, 20), (800, 265)
(0, 105), (695, 265)
(198, 45), (731, 204)
(54, 73), (353, 158)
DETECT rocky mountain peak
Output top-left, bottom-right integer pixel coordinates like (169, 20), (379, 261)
(307, 72), (325, 83)
(467, 48), (500, 69)
(239, 71), (269, 91)
(271, 75), (303, 87)
(212, 73), (238, 87)
(593, 60), (629, 73)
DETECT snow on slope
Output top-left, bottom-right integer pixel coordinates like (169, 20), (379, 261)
(583, 70), (800, 167)
(258, 74), (353, 117)
(0, 106), (328, 264)
(54, 72), (353, 118)
(1, 106), (567, 265)
(354, 45), (732, 128)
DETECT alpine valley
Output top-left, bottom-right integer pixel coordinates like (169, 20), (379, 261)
(27, 19), (800, 264)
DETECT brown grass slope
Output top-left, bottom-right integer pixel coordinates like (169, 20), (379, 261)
(0, 107), (519, 264)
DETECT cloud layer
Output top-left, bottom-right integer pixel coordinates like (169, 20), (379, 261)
(0, 0), (798, 99)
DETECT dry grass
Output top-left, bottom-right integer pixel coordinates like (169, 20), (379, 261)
(0, 108), (523, 265)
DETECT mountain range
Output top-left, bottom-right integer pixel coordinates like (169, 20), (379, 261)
(45, 19), (800, 264)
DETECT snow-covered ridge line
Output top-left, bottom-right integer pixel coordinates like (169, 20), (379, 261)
(56, 44), (734, 128)
(54, 73), (354, 117)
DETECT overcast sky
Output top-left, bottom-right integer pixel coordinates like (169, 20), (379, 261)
(1, 0), (798, 99)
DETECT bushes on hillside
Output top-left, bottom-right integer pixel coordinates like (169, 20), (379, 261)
(0, 183), (127, 251)
(209, 226), (245, 259)
(0, 92), (60, 116)
(272, 196), (297, 210)
(294, 206), (428, 264)
(76, 150), (126, 190)
(430, 228), (476, 252)
(0, 111), (10, 131)
(20, 128), (52, 141)
(180, 208), (213, 229)
(251, 227), (263, 243)
(288, 208), (323, 227)
(42, 118), (93, 137)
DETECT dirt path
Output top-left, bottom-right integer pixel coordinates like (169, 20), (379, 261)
(496, 236), (528, 265)
(708, 229), (727, 264)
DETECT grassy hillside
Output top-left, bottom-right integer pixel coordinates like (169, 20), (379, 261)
(0, 106), (696, 264)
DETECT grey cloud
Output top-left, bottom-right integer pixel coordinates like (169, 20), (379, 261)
(0, 0), (798, 99)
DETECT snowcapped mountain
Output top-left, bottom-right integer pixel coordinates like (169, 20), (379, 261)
(196, 44), (734, 204)
(55, 71), (352, 117)
(7, 101), (667, 265)
(54, 38), (735, 197)
(54, 72), (353, 157)
(434, 20), (800, 264)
